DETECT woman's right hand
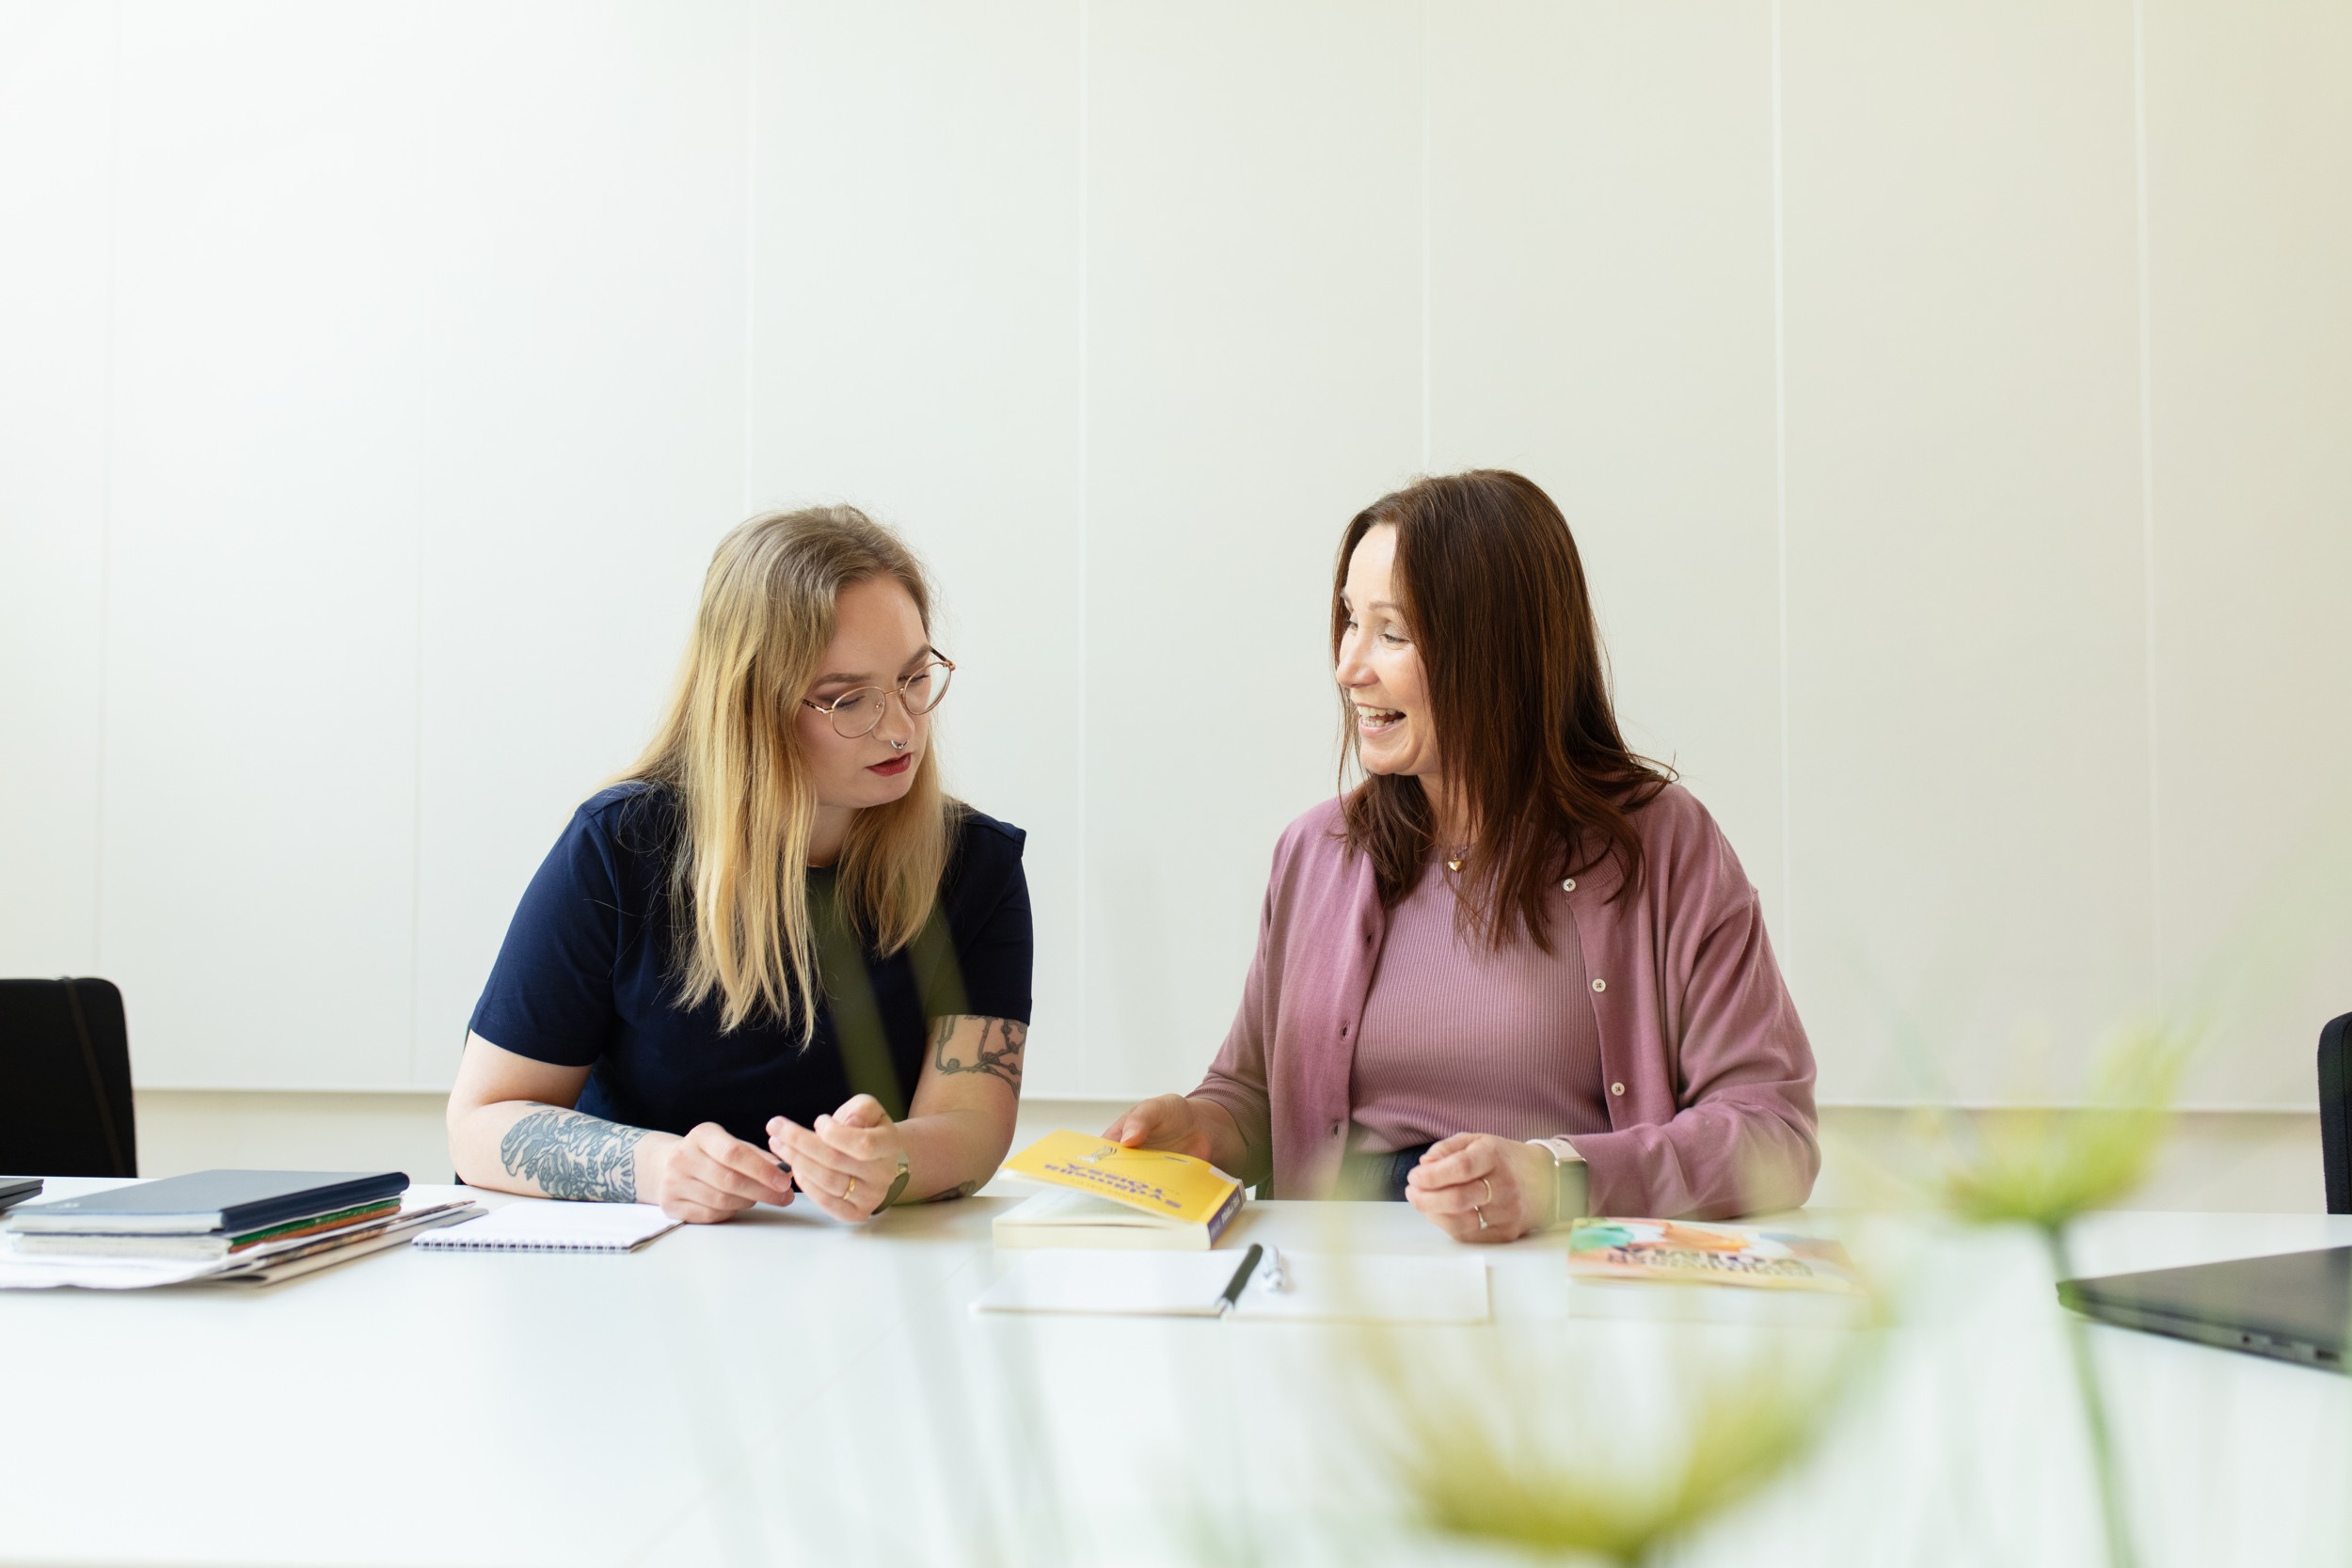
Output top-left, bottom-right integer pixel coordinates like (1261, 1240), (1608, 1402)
(1102, 1095), (1216, 1162)
(651, 1121), (796, 1224)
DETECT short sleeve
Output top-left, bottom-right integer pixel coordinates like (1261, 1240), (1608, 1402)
(467, 804), (627, 1067)
(941, 820), (1034, 1026)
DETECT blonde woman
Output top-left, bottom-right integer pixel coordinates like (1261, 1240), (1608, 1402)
(447, 508), (1031, 1224)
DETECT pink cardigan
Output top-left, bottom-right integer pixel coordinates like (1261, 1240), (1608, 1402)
(1190, 784), (1820, 1219)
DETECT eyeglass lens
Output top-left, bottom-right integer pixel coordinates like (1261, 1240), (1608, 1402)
(824, 661), (953, 738)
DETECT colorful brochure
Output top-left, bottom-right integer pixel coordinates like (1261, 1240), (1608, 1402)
(1565, 1217), (1862, 1293)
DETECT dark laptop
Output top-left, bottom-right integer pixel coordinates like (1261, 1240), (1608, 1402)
(2059, 1247), (2352, 1371)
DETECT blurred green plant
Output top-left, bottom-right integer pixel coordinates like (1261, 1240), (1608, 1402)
(1391, 1358), (1837, 1565)
(1929, 1021), (2199, 1568)
(1328, 1227), (1877, 1568)
(1936, 1022), (2193, 1231)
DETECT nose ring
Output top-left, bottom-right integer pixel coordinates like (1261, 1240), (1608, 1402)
(890, 739), (907, 751)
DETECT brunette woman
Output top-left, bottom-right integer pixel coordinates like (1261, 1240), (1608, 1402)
(448, 507), (1031, 1223)
(1105, 471), (1817, 1237)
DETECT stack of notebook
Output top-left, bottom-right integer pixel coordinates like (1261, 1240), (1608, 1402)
(0, 1170), (479, 1288)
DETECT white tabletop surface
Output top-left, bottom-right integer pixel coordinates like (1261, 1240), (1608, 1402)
(4, 1180), (2349, 1567)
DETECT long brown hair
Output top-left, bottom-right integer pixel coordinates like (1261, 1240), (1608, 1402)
(1334, 470), (1671, 950)
(621, 506), (951, 1039)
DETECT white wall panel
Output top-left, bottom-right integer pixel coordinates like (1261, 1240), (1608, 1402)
(2144, 0), (2352, 1108)
(1082, 0), (1422, 1097)
(0, 4), (110, 979)
(409, 1), (748, 1085)
(7, 1), (2346, 1109)
(1424, 2), (1784, 927)
(745, 0), (1086, 1090)
(100, 3), (426, 1086)
(1782, 2), (2153, 1103)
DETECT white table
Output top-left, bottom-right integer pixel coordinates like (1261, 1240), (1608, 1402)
(5, 1183), (2348, 1567)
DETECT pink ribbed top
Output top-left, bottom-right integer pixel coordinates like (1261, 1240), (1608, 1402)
(1347, 851), (1612, 1154)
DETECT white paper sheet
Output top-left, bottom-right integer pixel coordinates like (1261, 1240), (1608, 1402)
(409, 1199), (678, 1252)
(1231, 1251), (1490, 1325)
(972, 1248), (1491, 1324)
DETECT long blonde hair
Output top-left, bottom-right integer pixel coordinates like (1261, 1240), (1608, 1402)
(622, 506), (951, 1039)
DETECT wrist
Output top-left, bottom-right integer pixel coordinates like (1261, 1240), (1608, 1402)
(635, 1132), (683, 1204)
(1519, 1142), (1561, 1228)
(1527, 1137), (1587, 1229)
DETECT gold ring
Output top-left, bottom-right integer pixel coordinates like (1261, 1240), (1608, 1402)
(844, 1176), (858, 1200)
(1479, 1176), (1494, 1205)
(1474, 1206), (1489, 1231)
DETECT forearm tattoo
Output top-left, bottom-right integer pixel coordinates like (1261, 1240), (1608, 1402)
(499, 1108), (648, 1201)
(930, 1015), (1025, 1092)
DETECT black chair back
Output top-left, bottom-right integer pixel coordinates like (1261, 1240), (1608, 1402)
(2320, 1012), (2352, 1214)
(0, 978), (137, 1178)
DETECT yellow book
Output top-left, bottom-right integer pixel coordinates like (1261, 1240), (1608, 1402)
(994, 1132), (1246, 1250)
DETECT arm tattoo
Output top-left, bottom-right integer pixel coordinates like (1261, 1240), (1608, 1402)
(499, 1108), (649, 1201)
(930, 1015), (1025, 1092)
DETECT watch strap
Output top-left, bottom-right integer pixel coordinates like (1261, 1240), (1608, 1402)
(1528, 1137), (1589, 1227)
(880, 1148), (912, 1209)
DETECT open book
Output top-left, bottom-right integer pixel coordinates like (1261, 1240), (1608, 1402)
(993, 1131), (1245, 1250)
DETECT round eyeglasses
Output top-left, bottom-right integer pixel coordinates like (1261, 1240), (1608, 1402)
(800, 657), (956, 739)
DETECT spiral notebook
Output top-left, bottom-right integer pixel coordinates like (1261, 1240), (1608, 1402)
(410, 1200), (678, 1253)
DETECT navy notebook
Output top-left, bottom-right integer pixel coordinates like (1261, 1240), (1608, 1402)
(1, 1170), (408, 1235)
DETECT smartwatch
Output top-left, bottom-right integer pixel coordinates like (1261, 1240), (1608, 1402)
(1528, 1137), (1588, 1228)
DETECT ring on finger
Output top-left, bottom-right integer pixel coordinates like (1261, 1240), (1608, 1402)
(844, 1176), (858, 1201)
(1479, 1176), (1495, 1206)
(1474, 1205), (1489, 1232)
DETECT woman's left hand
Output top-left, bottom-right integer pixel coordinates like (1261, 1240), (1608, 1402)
(1405, 1133), (1558, 1243)
(768, 1095), (906, 1223)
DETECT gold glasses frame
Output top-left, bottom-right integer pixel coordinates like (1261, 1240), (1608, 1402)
(799, 657), (957, 739)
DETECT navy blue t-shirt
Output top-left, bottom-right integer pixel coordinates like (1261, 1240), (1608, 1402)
(469, 783), (1032, 1144)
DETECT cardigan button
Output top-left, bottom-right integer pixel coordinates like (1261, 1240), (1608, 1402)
(1562, 878), (1576, 893)
(1591, 977), (1606, 993)
(1611, 1082), (1625, 1097)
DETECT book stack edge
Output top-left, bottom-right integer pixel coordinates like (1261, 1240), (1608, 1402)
(0, 1170), (481, 1289)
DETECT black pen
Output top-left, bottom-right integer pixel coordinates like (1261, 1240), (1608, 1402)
(1216, 1243), (1265, 1316)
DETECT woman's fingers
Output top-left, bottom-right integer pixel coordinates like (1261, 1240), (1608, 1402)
(1404, 1135), (1536, 1242)
(768, 1117), (887, 1208)
(1407, 1136), (1498, 1193)
(1104, 1096), (1189, 1150)
(660, 1167), (758, 1222)
(1102, 1103), (1156, 1146)
(770, 1117), (859, 1180)
(831, 1094), (888, 1128)
(812, 1111), (893, 1163)
(686, 1120), (794, 1190)
(1405, 1182), (1485, 1241)
(683, 1123), (794, 1203)
(1411, 1178), (1485, 1214)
